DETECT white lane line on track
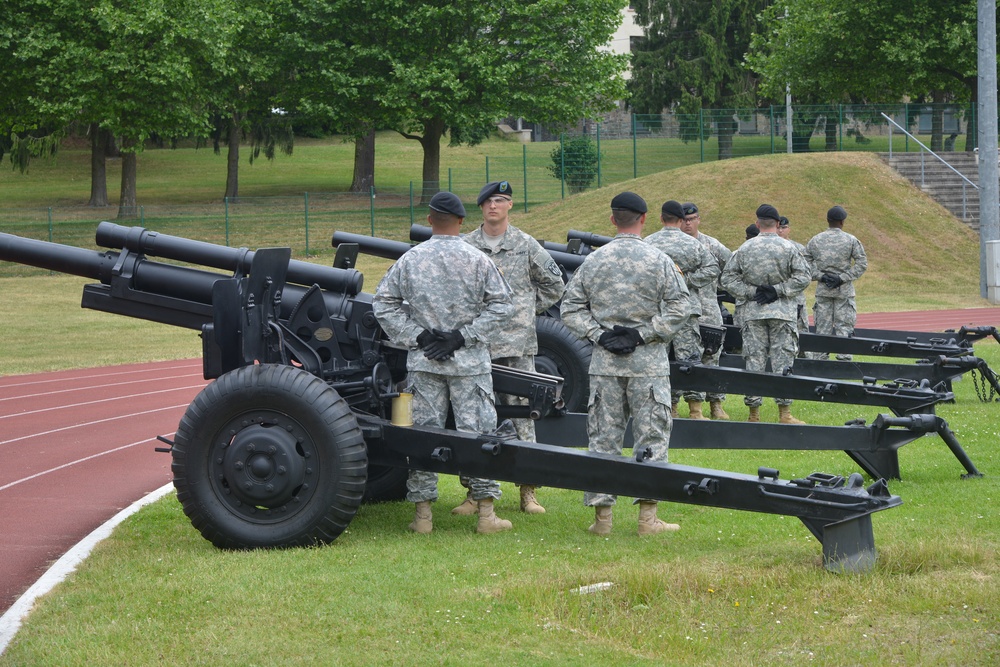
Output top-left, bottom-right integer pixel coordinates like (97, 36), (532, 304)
(0, 362), (201, 389)
(0, 374), (204, 404)
(0, 433), (174, 493)
(0, 482), (175, 656)
(0, 405), (190, 447)
(0, 385), (206, 420)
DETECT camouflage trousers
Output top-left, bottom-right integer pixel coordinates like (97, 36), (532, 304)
(809, 296), (857, 360)
(405, 371), (500, 503)
(741, 319), (798, 408)
(585, 374), (673, 507)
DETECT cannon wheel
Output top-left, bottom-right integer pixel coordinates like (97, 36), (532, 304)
(535, 315), (592, 413)
(172, 364), (367, 549)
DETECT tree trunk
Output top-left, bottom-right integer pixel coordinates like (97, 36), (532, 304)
(87, 123), (109, 207)
(418, 117), (446, 204)
(350, 129), (376, 193)
(117, 139), (138, 220)
(716, 115), (736, 160)
(225, 115), (240, 200)
(824, 115), (838, 151)
(930, 90), (945, 153)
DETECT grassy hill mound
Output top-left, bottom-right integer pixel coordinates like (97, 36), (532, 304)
(515, 152), (984, 312)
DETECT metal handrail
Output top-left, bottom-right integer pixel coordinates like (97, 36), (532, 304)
(882, 112), (977, 219)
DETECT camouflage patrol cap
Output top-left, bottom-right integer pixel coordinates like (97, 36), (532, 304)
(477, 180), (514, 206)
(660, 200), (686, 219)
(428, 191), (467, 218)
(610, 191), (647, 214)
(827, 205), (847, 222)
(755, 204), (780, 222)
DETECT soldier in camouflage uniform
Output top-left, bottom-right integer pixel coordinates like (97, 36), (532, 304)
(561, 192), (694, 536)
(805, 206), (868, 360)
(644, 199), (718, 420)
(721, 205), (811, 425)
(777, 216), (811, 340)
(373, 191), (515, 535)
(450, 180), (565, 516)
(680, 202), (733, 420)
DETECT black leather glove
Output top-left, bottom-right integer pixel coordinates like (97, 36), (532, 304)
(423, 328), (465, 360)
(416, 329), (438, 350)
(753, 285), (778, 305)
(820, 273), (844, 288)
(612, 325), (644, 348)
(597, 330), (619, 351)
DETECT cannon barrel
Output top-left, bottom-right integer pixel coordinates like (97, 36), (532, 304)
(1, 232), (119, 281)
(96, 222), (364, 296)
(409, 224), (585, 272)
(331, 230), (413, 261)
(567, 229), (614, 248)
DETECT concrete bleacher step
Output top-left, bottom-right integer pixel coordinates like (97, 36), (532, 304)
(880, 152), (985, 231)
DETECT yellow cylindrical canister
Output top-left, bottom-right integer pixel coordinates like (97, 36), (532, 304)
(391, 392), (413, 426)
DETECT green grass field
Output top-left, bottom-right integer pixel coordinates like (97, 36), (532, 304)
(1, 136), (999, 665)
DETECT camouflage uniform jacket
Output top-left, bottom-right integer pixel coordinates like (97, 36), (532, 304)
(805, 228), (868, 299)
(695, 232), (732, 318)
(560, 234), (693, 377)
(788, 238), (810, 311)
(720, 233), (811, 323)
(644, 226), (719, 316)
(464, 223), (565, 358)
(373, 235), (514, 376)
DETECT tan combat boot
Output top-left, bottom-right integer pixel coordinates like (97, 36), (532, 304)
(588, 506), (613, 536)
(408, 501), (433, 534)
(747, 406), (761, 422)
(476, 499), (512, 534)
(686, 399), (707, 420)
(637, 501), (680, 536)
(709, 400), (730, 420)
(778, 405), (806, 425)
(519, 485), (545, 514)
(451, 491), (478, 515)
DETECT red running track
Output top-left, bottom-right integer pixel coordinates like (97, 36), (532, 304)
(0, 359), (208, 615)
(0, 306), (997, 617)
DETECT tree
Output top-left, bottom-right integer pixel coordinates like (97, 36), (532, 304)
(549, 136), (600, 193)
(2, 0), (239, 216)
(280, 0), (627, 201)
(629, 0), (769, 160)
(747, 0), (978, 150)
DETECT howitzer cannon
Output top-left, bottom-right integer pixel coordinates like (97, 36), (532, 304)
(0, 225), (905, 573)
(334, 227), (979, 480)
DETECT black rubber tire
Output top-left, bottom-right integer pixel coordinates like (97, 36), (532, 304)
(171, 364), (367, 549)
(362, 465), (409, 503)
(534, 315), (592, 413)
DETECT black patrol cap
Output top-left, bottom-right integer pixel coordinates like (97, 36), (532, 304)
(610, 191), (647, 214)
(428, 191), (467, 218)
(827, 205), (847, 222)
(745, 223), (760, 239)
(755, 204), (780, 222)
(682, 202), (699, 216)
(476, 180), (514, 206)
(660, 200), (686, 219)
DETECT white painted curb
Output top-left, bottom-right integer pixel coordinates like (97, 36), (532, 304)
(0, 483), (175, 656)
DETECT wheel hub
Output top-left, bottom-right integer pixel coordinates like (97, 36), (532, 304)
(220, 421), (306, 508)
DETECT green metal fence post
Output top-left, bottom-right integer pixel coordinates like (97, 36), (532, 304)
(448, 168), (453, 192)
(522, 144), (528, 213)
(904, 103), (909, 152)
(485, 156), (490, 183)
(560, 134), (566, 199)
(839, 105), (844, 151)
(596, 123), (602, 188)
(140, 206), (144, 226)
(699, 109), (705, 162)
(47, 207), (53, 243)
(370, 186), (376, 236)
(632, 114), (638, 179)
(409, 182), (414, 228)
(224, 196), (229, 245)
(304, 192), (310, 255)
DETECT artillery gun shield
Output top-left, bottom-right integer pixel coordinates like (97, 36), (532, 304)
(171, 364), (367, 548)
